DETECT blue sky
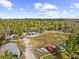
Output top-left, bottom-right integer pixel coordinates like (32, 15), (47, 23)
(0, 0), (79, 18)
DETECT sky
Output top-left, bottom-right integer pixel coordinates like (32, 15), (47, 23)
(0, 0), (79, 18)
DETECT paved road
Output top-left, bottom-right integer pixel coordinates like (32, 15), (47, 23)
(23, 37), (37, 59)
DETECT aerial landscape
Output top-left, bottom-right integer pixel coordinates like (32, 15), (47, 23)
(0, 0), (79, 59)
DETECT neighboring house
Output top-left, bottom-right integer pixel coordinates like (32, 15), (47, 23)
(26, 32), (37, 35)
(1, 43), (20, 58)
(20, 32), (39, 38)
(26, 32), (39, 37)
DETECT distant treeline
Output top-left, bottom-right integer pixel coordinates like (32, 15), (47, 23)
(0, 19), (78, 36)
(0, 18), (79, 21)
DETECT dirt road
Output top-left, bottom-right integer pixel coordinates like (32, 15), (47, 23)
(23, 37), (37, 59)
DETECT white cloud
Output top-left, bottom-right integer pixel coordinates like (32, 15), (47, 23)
(0, 0), (13, 9)
(69, 10), (74, 12)
(36, 10), (60, 18)
(34, 3), (74, 18)
(74, 3), (79, 8)
(70, 6), (74, 8)
(34, 3), (58, 11)
(20, 8), (24, 11)
(46, 11), (59, 17)
(34, 3), (42, 9)
(36, 9), (75, 18)
(70, 3), (79, 8)
(62, 10), (69, 15)
(43, 3), (58, 10)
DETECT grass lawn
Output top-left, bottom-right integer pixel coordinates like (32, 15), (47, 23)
(30, 31), (68, 50)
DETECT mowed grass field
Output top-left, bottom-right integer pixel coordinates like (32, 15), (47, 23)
(30, 31), (68, 50)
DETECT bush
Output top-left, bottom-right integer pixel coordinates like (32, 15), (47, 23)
(40, 54), (54, 59)
(0, 51), (17, 59)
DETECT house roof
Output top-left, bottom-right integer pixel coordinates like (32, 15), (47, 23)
(2, 43), (20, 57)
